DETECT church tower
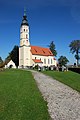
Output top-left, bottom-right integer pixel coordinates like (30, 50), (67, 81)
(19, 9), (31, 68)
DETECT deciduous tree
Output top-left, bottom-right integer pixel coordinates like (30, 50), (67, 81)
(58, 56), (69, 66)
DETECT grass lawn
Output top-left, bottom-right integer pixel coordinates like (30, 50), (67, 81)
(42, 70), (80, 92)
(0, 69), (50, 120)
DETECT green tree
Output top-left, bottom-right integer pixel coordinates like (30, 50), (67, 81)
(49, 41), (57, 56)
(0, 57), (3, 64)
(5, 55), (11, 65)
(69, 40), (80, 66)
(9, 45), (19, 67)
(58, 56), (69, 66)
(0, 57), (4, 68)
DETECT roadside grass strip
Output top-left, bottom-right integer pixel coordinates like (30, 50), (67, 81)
(43, 71), (80, 92)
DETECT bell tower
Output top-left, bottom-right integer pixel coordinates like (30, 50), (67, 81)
(19, 9), (31, 68)
(20, 9), (30, 47)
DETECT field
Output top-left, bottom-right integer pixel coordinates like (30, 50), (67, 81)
(0, 69), (50, 120)
(43, 70), (80, 92)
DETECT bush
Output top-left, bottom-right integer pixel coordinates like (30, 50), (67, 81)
(35, 65), (38, 69)
(68, 67), (80, 74)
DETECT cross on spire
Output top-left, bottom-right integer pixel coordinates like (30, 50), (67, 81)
(24, 7), (26, 16)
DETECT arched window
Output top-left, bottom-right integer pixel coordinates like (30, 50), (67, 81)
(51, 59), (52, 64)
(48, 59), (49, 64)
(44, 59), (46, 64)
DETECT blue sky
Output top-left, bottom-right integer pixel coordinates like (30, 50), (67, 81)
(0, 0), (80, 64)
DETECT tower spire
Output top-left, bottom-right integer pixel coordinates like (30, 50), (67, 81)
(21, 8), (29, 26)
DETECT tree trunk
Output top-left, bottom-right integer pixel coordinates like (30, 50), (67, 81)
(76, 50), (79, 66)
(77, 59), (79, 66)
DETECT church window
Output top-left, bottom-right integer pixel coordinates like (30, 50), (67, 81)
(26, 40), (28, 43)
(24, 29), (25, 32)
(35, 57), (36, 59)
(26, 35), (28, 38)
(48, 59), (49, 64)
(51, 59), (52, 64)
(44, 59), (46, 64)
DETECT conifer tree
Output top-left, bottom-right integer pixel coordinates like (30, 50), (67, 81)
(49, 41), (57, 56)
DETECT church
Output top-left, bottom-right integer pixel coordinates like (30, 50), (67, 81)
(19, 10), (57, 68)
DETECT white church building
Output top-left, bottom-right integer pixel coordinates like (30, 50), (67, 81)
(19, 10), (57, 68)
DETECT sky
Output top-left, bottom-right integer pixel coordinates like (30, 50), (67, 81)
(0, 0), (80, 64)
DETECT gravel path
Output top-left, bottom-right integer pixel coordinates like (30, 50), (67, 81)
(31, 70), (80, 120)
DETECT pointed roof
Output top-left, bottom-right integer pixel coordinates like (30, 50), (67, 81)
(21, 9), (29, 26)
(31, 46), (53, 56)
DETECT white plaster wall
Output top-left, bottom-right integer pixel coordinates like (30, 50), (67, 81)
(23, 46), (31, 66)
(5, 60), (16, 68)
(20, 25), (30, 46)
(19, 47), (24, 66)
(19, 22), (57, 67)
(19, 46), (32, 67)
(19, 46), (57, 67)
(32, 54), (57, 67)
(19, 23), (31, 67)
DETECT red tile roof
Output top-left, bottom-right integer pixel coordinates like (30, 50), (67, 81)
(31, 46), (53, 56)
(32, 59), (43, 63)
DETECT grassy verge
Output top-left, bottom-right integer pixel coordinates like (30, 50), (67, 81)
(0, 69), (50, 120)
(42, 70), (80, 92)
